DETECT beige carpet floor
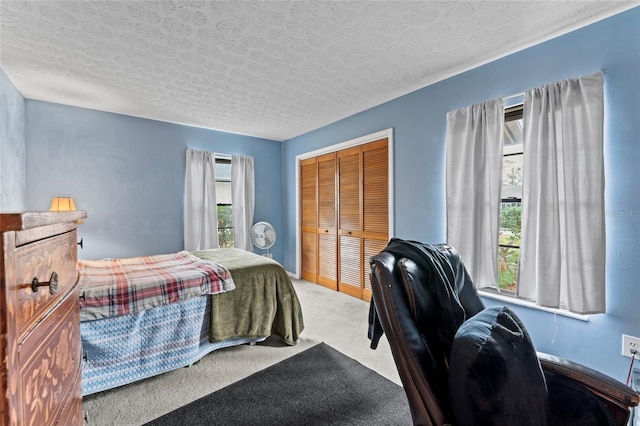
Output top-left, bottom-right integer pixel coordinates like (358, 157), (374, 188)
(82, 279), (400, 425)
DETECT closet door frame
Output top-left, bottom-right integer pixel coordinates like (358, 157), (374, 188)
(295, 128), (394, 280)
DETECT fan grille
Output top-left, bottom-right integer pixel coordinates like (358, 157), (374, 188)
(251, 222), (276, 250)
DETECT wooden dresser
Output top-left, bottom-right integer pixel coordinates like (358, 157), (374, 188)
(1, 211), (87, 426)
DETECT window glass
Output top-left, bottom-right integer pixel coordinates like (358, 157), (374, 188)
(215, 158), (233, 247)
(498, 107), (523, 292)
(215, 161), (231, 181)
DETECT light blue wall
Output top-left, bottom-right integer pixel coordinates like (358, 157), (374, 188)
(25, 101), (285, 262)
(282, 8), (640, 379)
(0, 69), (26, 211)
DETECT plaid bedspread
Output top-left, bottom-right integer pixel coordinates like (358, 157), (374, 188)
(78, 251), (235, 321)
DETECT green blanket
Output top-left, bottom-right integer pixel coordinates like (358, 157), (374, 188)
(193, 248), (304, 345)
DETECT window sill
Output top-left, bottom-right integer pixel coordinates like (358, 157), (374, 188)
(478, 289), (590, 322)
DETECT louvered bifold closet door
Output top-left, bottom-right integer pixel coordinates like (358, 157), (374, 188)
(300, 157), (318, 283)
(316, 153), (338, 290)
(362, 138), (389, 301)
(337, 146), (362, 298)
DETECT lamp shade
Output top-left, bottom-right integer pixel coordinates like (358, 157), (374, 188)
(50, 197), (77, 212)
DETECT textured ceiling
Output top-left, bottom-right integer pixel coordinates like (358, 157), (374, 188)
(1, 1), (637, 141)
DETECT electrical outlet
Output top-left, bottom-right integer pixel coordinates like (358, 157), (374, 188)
(622, 334), (640, 359)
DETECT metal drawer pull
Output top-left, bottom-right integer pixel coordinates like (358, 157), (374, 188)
(31, 272), (58, 295)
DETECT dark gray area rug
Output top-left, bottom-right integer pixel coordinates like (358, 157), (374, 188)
(145, 342), (411, 425)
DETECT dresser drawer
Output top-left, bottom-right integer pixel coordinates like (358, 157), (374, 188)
(1, 211), (86, 426)
(19, 293), (81, 426)
(14, 230), (78, 340)
(55, 388), (83, 426)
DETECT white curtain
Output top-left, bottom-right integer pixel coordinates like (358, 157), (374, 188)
(184, 148), (218, 251)
(446, 99), (504, 288)
(231, 155), (255, 251)
(518, 72), (605, 314)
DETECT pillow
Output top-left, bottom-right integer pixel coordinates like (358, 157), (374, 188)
(448, 306), (549, 426)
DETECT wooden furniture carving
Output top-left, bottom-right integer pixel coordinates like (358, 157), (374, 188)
(300, 137), (389, 302)
(1, 211), (87, 426)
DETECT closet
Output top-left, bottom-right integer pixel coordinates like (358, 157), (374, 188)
(300, 137), (389, 302)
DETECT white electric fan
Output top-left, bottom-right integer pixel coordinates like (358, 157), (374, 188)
(251, 222), (276, 258)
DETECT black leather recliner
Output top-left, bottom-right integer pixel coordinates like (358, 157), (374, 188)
(368, 239), (639, 426)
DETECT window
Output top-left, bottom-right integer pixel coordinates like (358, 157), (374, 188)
(447, 73), (604, 313)
(215, 157), (234, 247)
(498, 105), (523, 293)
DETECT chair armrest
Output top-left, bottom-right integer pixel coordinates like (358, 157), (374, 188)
(537, 351), (639, 408)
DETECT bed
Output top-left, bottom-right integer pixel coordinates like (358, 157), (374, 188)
(79, 248), (304, 396)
